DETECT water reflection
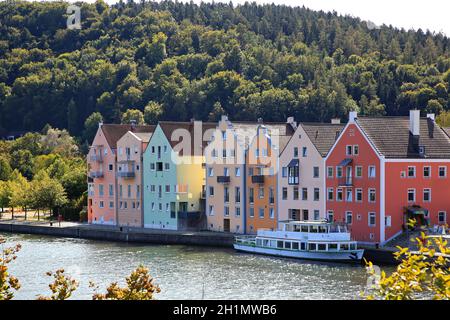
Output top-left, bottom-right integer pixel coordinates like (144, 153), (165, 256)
(2, 233), (372, 300)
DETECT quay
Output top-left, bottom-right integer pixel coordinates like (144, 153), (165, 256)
(0, 220), (398, 265)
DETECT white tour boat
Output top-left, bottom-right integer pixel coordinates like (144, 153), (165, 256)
(234, 220), (364, 262)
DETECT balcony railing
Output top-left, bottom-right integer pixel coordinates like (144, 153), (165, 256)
(117, 171), (135, 178)
(89, 171), (104, 178)
(89, 154), (103, 162)
(251, 175), (265, 184)
(217, 176), (231, 183)
(338, 176), (353, 186)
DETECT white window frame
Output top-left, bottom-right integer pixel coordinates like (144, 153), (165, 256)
(407, 188), (416, 203)
(423, 188), (431, 202)
(368, 212), (376, 227)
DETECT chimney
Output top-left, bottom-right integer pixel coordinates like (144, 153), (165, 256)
(331, 118), (341, 124)
(409, 109), (420, 136)
(130, 119), (136, 131)
(98, 121), (103, 128)
(349, 111), (357, 123)
(286, 116), (297, 129)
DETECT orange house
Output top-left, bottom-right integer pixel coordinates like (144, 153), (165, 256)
(326, 110), (450, 245)
(246, 122), (295, 234)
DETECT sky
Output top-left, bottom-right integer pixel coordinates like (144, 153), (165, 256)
(83, 0), (449, 36)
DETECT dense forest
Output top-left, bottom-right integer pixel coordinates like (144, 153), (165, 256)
(0, 0), (449, 144)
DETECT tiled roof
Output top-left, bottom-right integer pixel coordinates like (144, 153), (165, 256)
(230, 122), (295, 150)
(158, 121), (217, 156)
(301, 123), (345, 157)
(356, 117), (450, 159)
(101, 124), (155, 149)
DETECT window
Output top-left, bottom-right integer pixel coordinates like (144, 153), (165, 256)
(248, 167), (254, 176)
(408, 166), (416, 178)
(269, 208), (274, 219)
(235, 207), (241, 217)
(224, 206), (229, 217)
(164, 163), (170, 171)
(99, 201), (104, 208)
(439, 166), (447, 178)
(369, 212), (376, 227)
(164, 145), (168, 153)
(222, 149), (227, 158)
(407, 189), (416, 202)
(423, 166), (431, 178)
(345, 189), (352, 202)
(109, 184), (113, 196)
(368, 166), (376, 178)
(314, 188), (320, 201)
(109, 201), (114, 208)
(346, 145), (352, 156)
(224, 167), (229, 177)
(259, 187), (264, 199)
(385, 216), (392, 227)
(368, 189), (376, 203)
(208, 167), (214, 177)
(356, 189), (363, 202)
(211, 149), (217, 158)
(235, 167), (241, 177)
(438, 211), (446, 224)
(293, 147), (298, 158)
(99, 184), (104, 197)
(282, 187), (287, 200)
(127, 185), (131, 197)
(209, 186), (214, 197)
(353, 145), (359, 155)
(423, 188), (431, 202)
(327, 188), (334, 201)
(327, 167), (333, 178)
(259, 208), (265, 219)
(165, 185), (170, 193)
(235, 187), (241, 203)
(150, 185), (155, 193)
(282, 167), (287, 177)
(313, 167), (319, 178)
(336, 166), (343, 178)
(355, 166), (362, 178)
(314, 210), (320, 220)
(150, 163), (155, 171)
(269, 187), (274, 204)
(208, 205), (214, 216)
(302, 188), (308, 201)
(293, 187), (299, 200)
(249, 188), (254, 203)
(345, 211), (353, 225)
(327, 211), (334, 222)
(109, 164), (113, 171)
(302, 147), (307, 157)
(156, 162), (163, 171)
(336, 188), (343, 201)
(165, 203), (169, 212)
(249, 207), (254, 218)
(151, 202), (155, 211)
(224, 187), (229, 203)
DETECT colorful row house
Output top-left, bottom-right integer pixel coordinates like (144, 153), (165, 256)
(142, 121), (215, 230)
(326, 110), (450, 245)
(87, 123), (154, 225)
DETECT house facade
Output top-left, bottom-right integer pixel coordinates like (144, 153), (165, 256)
(278, 122), (344, 225)
(326, 111), (450, 245)
(116, 131), (152, 227)
(143, 121), (215, 230)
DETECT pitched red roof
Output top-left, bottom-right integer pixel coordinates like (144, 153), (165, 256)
(101, 124), (155, 149)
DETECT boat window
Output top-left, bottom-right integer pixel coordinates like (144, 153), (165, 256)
(292, 242), (299, 250)
(341, 243), (349, 251)
(270, 240), (276, 248)
(277, 241), (284, 249)
(256, 239), (262, 246)
(329, 243), (338, 251)
(284, 241), (291, 249)
(350, 243), (356, 250)
(301, 226), (309, 233)
(318, 244), (326, 251)
(294, 225), (301, 232)
(310, 226), (318, 233)
(300, 242), (306, 251)
(318, 226), (328, 233)
(308, 243), (317, 251)
(263, 239), (269, 247)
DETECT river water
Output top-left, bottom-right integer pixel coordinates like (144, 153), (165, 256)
(2, 233), (380, 300)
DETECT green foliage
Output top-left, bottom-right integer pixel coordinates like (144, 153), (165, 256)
(121, 109), (145, 125)
(0, 0), (448, 136)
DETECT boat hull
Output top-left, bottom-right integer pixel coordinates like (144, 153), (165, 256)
(233, 244), (364, 262)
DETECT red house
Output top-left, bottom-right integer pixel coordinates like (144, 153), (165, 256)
(326, 110), (450, 245)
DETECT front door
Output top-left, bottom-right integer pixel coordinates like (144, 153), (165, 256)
(224, 219), (230, 232)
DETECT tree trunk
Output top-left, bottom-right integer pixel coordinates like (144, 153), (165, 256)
(11, 207), (14, 220)
(38, 209), (40, 221)
(24, 207), (27, 220)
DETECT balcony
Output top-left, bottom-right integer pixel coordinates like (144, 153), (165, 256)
(251, 175), (265, 184)
(89, 171), (104, 178)
(89, 154), (103, 162)
(217, 176), (231, 183)
(117, 171), (135, 178)
(338, 176), (353, 187)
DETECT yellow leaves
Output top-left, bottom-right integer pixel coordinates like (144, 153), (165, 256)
(37, 269), (79, 300)
(0, 236), (21, 300)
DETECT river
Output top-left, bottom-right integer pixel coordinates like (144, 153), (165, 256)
(1, 233), (380, 300)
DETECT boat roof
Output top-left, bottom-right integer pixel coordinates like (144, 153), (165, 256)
(279, 220), (332, 226)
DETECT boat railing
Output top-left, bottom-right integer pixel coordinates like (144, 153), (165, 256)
(234, 235), (256, 246)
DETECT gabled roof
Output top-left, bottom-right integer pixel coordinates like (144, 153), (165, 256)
(101, 124), (155, 149)
(356, 117), (450, 159)
(300, 123), (345, 157)
(158, 121), (217, 156)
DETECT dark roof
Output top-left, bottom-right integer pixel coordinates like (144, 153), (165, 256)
(356, 117), (450, 159)
(301, 123), (345, 157)
(158, 121), (217, 156)
(101, 124), (155, 149)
